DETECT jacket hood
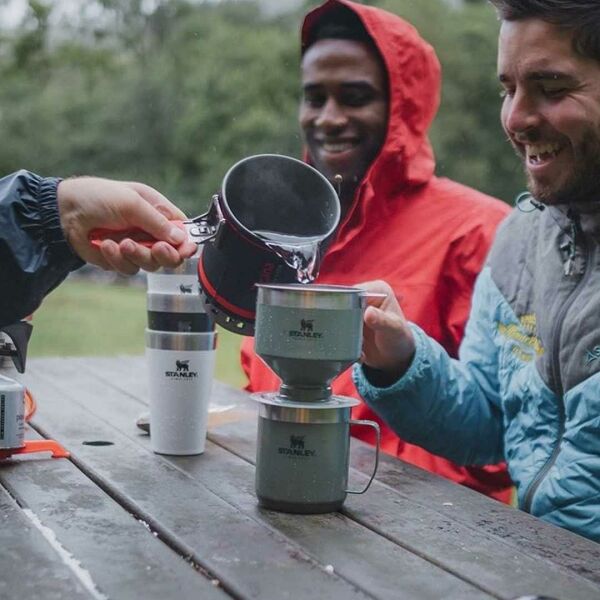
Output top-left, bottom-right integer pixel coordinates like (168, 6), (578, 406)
(301, 0), (441, 217)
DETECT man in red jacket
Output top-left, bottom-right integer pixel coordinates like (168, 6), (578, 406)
(241, 0), (514, 502)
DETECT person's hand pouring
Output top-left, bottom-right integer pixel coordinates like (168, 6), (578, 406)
(57, 177), (197, 274)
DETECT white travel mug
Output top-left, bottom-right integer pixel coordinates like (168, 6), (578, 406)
(146, 330), (217, 455)
(146, 255), (200, 295)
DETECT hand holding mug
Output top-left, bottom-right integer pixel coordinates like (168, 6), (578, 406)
(357, 280), (416, 384)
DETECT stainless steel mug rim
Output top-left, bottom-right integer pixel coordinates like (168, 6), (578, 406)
(258, 403), (352, 424)
(145, 329), (217, 351)
(253, 392), (358, 423)
(256, 283), (367, 309)
(147, 292), (206, 313)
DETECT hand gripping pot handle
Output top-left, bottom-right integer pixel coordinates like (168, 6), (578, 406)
(186, 196), (225, 245)
(345, 419), (380, 495)
(88, 194), (226, 249)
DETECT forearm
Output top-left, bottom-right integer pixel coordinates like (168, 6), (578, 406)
(353, 323), (505, 465)
(0, 170), (83, 326)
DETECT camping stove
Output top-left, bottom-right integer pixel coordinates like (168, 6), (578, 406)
(0, 322), (68, 460)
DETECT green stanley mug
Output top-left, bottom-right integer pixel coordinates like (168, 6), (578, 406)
(254, 396), (380, 514)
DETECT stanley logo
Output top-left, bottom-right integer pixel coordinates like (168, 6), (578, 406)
(278, 434), (316, 457)
(289, 318), (323, 340)
(165, 359), (197, 379)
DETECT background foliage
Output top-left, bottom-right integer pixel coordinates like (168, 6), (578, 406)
(0, 0), (525, 216)
(4, 0), (526, 382)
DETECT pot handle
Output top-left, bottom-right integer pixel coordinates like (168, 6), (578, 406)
(187, 195), (225, 244)
(88, 195), (224, 248)
(345, 419), (380, 495)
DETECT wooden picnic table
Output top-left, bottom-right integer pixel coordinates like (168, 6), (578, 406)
(1, 355), (599, 600)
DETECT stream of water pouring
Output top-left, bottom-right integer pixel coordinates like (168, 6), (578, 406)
(253, 231), (323, 284)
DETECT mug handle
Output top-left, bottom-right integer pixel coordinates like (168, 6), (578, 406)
(345, 419), (380, 495)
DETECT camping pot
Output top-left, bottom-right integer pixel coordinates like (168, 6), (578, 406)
(254, 394), (380, 513)
(89, 154), (341, 335)
(196, 154), (340, 335)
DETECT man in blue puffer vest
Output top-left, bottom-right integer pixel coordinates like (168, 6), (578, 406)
(353, 0), (600, 542)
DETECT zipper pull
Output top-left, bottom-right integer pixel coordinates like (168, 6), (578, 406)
(564, 257), (574, 277)
(563, 216), (578, 277)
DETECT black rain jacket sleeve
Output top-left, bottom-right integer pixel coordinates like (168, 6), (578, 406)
(0, 170), (84, 328)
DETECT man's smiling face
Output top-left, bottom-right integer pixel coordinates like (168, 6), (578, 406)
(299, 38), (388, 208)
(498, 18), (600, 205)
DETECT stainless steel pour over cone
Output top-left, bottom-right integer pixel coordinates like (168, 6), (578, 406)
(254, 284), (367, 402)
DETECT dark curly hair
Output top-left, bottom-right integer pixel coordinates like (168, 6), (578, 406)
(488, 0), (600, 61)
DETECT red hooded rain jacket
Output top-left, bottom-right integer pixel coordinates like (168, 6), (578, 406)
(241, 0), (513, 502)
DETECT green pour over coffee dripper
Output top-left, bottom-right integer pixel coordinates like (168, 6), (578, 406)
(252, 284), (381, 514)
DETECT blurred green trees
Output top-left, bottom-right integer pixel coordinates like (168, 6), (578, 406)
(0, 0), (524, 214)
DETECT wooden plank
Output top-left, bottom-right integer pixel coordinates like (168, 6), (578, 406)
(29, 357), (600, 600)
(68, 354), (600, 584)
(21, 358), (373, 600)
(0, 430), (230, 600)
(198, 416), (600, 600)
(348, 443), (600, 585)
(61, 359), (495, 600)
(92, 357), (600, 590)
(174, 364), (600, 588)
(0, 483), (93, 599)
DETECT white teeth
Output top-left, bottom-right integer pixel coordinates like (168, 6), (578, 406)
(322, 142), (356, 153)
(526, 142), (561, 162)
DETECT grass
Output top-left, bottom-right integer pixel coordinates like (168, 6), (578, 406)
(28, 278), (246, 388)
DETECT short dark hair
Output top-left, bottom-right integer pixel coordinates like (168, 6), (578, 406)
(302, 4), (377, 55)
(489, 0), (600, 61)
